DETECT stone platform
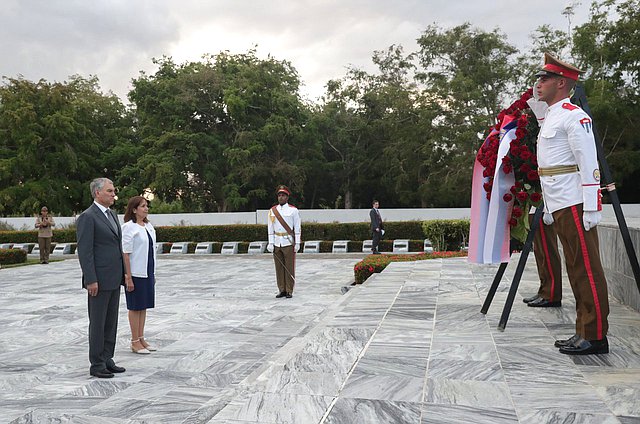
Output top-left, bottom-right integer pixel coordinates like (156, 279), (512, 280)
(1, 254), (639, 423)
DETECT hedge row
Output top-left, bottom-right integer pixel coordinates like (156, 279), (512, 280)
(0, 220), (469, 246)
(0, 248), (28, 265)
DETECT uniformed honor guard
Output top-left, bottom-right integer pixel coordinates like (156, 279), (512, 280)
(534, 52), (609, 355)
(523, 205), (563, 308)
(267, 185), (301, 299)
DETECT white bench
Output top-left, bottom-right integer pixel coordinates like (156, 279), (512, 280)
(362, 240), (373, 253)
(332, 240), (349, 253)
(221, 241), (239, 255)
(195, 242), (215, 254)
(169, 242), (190, 254)
(393, 239), (410, 253)
(424, 239), (434, 253)
(12, 243), (34, 253)
(0, 243), (13, 249)
(303, 240), (321, 253)
(248, 241), (268, 255)
(52, 243), (72, 255)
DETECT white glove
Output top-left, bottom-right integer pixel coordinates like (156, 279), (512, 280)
(542, 212), (554, 225)
(267, 243), (274, 253)
(526, 96), (548, 123)
(583, 211), (602, 231)
(295, 243), (300, 253)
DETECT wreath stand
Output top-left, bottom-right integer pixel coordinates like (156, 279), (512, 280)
(480, 85), (640, 331)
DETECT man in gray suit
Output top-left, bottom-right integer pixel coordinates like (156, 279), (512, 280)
(77, 178), (126, 378)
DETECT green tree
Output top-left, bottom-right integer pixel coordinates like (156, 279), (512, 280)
(0, 75), (133, 216)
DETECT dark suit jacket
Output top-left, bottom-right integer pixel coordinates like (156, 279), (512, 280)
(370, 208), (384, 232)
(76, 203), (124, 290)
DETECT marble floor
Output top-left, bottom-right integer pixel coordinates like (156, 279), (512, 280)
(0, 253), (639, 423)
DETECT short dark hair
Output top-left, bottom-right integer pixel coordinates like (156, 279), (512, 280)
(124, 196), (149, 223)
(372, 199), (379, 205)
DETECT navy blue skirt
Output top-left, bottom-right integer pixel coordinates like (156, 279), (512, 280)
(125, 230), (155, 311)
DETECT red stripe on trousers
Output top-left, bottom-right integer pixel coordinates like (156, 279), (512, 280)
(570, 206), (603, 339)
(538, 217), (556, 301)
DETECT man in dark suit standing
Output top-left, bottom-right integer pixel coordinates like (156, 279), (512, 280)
(77, 178), (126, 378)
(370, 200), (384, 254)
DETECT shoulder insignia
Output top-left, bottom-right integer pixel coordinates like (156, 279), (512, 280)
(580, 117), (592, 133)
(289, 204), (297, 209)
(562, 102), (579, 111)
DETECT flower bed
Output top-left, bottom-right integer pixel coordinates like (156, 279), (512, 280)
(353, 251), (468, 284)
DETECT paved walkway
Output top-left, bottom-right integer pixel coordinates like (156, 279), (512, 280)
(1, 254), (639, 423)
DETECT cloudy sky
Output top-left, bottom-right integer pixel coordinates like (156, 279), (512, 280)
(1, 0), (590, 104)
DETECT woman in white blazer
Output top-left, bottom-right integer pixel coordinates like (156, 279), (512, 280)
(122, 196), (157, 354)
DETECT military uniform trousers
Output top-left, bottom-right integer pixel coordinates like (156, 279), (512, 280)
(530, 214), (563, 302)
(273, 245), (295, 294)
(553, 203), (609, 340)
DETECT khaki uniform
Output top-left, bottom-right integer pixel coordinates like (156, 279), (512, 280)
(268, 203), (301, 295)
(35, 215), (55, 263)
(537, 98), (609, 341)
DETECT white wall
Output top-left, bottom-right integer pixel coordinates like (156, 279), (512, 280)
(2, 204), (639, 230)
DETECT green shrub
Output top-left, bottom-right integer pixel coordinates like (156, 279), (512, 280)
(421, 219), (470, 251)
(353, 251), (468, 284)
(0, 248), (27, 265)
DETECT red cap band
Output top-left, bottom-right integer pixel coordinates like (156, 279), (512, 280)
(542, 63), (579, 81)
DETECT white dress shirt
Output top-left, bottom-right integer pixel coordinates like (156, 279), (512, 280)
(537, 98), (601, 213)
(268, 203), (301, 247)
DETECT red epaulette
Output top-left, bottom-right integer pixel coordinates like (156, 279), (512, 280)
(289, 204), (297, 209)
(562, 103), (579, 111)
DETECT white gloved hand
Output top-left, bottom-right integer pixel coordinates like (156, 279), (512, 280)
(583, 211), (602, 231)
(295, 243), (300, 253)
(526, 96), (548, 123)
(543, 212), (554, 225)
(267, 243), (274, 253)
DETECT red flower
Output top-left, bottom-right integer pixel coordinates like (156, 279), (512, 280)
(519, 164), (531, 173)
(512, 206), (523, 218)
(516, 191), (529, 201)
(503, 193), (513, 202)
(519, 150), (532, 160)
(530, 192), (542, 202)
(486, 192), (491, 200)
(514, 181), (523, 188)
(509, 218), (518, 226)
(503, 164), (512, 174)
(510, 185), (517, 194)
(483, 182), (492, 192)
(527, 170), (539, 181)
(502, 156), (511, 164)
(515, 128), (526, 139)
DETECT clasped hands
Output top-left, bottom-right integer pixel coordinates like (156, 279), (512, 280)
(267, 243), (300, 253)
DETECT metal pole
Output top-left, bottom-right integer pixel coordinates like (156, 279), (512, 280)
(497, 205), (544, 331)
(480, 261), (509, 314)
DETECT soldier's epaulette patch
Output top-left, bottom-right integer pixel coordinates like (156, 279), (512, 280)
(562, 102), (579, 111)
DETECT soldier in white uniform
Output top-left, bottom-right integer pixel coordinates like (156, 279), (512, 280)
(267, 185), (301, 298)
(534, 53), (609, 355)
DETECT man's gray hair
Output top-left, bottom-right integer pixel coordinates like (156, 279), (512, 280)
(90, 178), (113, 199)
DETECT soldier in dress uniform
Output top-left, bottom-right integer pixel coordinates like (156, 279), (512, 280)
(523, 205), (563, 308)
(267, 185), (301, 299)
(534, 52), (609, 355)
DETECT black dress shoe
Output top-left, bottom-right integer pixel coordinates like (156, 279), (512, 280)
(107, 364), (126, 373)
(90, 369), (114, 378)
(285, 293), (292, 298)
(275, 292), (286, 298)
(554, 334), (579, 348)
(527, 298), (561, 308)
(559, 336), (609, 355)
(523, 294), (541, 304)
